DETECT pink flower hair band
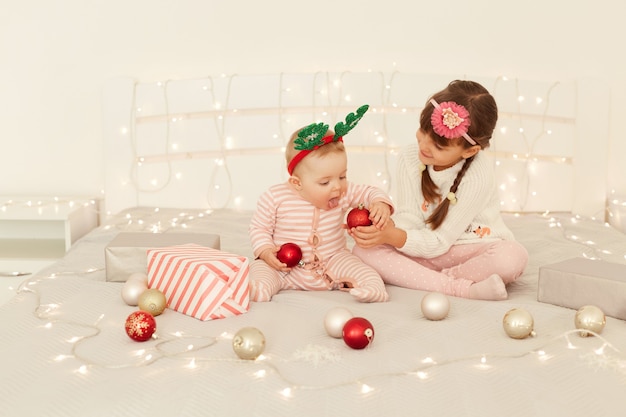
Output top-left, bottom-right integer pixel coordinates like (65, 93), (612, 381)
(429, 99), (477, 145)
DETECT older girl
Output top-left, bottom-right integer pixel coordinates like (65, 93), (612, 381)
(351, 80), (528, 301)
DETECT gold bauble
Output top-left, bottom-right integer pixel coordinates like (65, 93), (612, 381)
(575, 305), (606, 337)
(502, 308), (535, 339)
(232, 327), (266, 360)
(138, 288), (167, 316)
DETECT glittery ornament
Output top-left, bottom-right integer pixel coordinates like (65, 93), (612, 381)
(125, 310), (156, 342)
(420, 292), (450, 321)
(232, 327), (266, 360)
(575, 305), (606, 337)
(276, 243), (303, 268)
(502, 308), (535, 339)
(288, 104), (368, 175)
(333, 104), (369, 138)
(324, 307), (354, 338)
(346, 204), (372, 228)
(138, 288), (167, 316)
(342, 317), (374, 349)
(121, 277), (148, 306)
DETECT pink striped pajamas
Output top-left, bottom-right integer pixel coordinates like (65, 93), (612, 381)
(249, 182), (393, 303)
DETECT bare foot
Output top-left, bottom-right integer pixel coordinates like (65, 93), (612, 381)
(469, 274), (507, 300)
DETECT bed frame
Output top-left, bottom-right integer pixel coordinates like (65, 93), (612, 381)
(102, 72), (610, 218)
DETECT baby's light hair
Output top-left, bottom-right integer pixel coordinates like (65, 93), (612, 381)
(286, 129), (345, 175)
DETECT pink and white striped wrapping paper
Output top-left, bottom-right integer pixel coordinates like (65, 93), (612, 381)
(147, 244), (250, 321)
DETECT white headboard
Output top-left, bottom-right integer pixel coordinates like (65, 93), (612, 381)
(102, 72), (610, 218)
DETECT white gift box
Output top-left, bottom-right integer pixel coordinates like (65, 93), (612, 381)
(104, 232), (220, 282)
(147, 244), (250, 321)
(537, 257), (626, 320)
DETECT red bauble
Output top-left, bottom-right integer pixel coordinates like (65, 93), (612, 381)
(342, 317), (374, 349)
(125, 310), (157, 342)
(346, 204), (372, 228)
(277, 242), (303, 267)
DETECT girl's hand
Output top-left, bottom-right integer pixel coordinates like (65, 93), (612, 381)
(258, 246), (293, 272)
(349, 218), (395, 248)
(367, 201), (392, 229)
(351, 218), (408, 249)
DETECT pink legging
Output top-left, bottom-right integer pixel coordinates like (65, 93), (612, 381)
(352, 240), (528, 298)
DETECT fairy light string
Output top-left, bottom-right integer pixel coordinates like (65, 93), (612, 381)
(510, 79), (560, 211)
(119, 73), (602, 215)
(14, 269), (626, 392)
(374, 70), (394, 194)
(130, 80), (174, 194)
(0, 196), (99, 212)
(205, 74), (234, 208)
(487, 76), (583, 216)
(4, 199), (624, 401)
(2, 75), (623, 404)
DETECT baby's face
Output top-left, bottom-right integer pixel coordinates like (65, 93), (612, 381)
(295, 151), (348, 210)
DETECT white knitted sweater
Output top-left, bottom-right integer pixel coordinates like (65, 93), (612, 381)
(393, 143), (516, 258)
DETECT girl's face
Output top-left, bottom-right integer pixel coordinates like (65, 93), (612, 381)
(416, 128), (478, 171)
(290, 151), (348, 210)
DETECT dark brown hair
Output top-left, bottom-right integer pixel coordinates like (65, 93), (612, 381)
(420, 80), (498, 229)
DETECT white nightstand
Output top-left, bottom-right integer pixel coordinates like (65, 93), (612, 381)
(0, 196), (100, 304)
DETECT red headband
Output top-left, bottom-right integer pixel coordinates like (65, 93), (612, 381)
(286, 104), (369, 175)
(287, 134), (343, 175)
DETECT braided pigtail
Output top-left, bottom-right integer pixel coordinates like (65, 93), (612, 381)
(425, 156), (475, 230)
(420, 166), (439, 204)
(418, 80), (498, 230)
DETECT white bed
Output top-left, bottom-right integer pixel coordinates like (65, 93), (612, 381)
(2, 72), (625, 417)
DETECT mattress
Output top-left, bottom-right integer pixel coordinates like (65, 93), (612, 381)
(1, 207), (625, 417)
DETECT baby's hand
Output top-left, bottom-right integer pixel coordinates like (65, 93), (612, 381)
(258, 246), (293, 272)
(367, 201), (392, 229)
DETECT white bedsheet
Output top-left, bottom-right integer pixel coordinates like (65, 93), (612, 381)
(1, 208), (626, 417)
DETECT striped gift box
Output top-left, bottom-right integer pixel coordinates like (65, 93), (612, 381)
(147, 244), (250, 321)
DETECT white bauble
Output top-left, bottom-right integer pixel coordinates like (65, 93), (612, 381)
(121, 279), (148, 306)
(324, 307), (354, 338)
(420, 292), (450, 321)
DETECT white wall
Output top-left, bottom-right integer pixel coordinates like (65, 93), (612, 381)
(1, 0), (625, 202)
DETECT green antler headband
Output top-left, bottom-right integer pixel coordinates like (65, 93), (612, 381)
(334, 103), (369, 138)
(287, 104), (369, 174)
